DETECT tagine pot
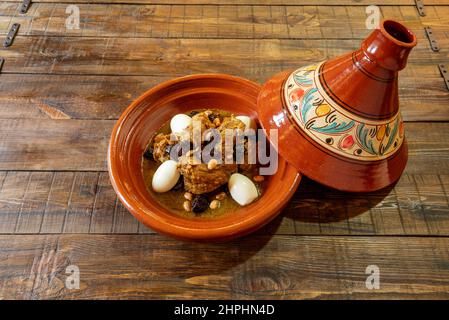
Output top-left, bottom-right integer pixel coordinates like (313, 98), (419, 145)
(257, 20), (417, 192)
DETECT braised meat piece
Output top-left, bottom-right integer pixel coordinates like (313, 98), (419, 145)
(193, 111), (216, 131)
(217, 115), (256, 172)
(156, 110), (255, 194)
(177, 111), (216, 142)
(218, 116), (245, 135)
(175, 110), (247, 194)
(177, 155), (237, 194)
(238, 138), (257, 172)
(152, 133), (177, 163)
(217, 115), (246, 159)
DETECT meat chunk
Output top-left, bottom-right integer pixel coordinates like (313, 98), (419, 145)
(217, 115), (246, 154)
(192, 111), (216, 132)
(152, 133), (177, 163)
(218, 115), (245, 134)
(177, 111), (216, 142)
(238, 138), (257, 172)
(217, 115), (256, 172)
(177, 155), (237, 194)
(154, 110), (256, 194)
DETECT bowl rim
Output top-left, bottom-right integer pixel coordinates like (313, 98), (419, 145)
(108, 73), (301, 241)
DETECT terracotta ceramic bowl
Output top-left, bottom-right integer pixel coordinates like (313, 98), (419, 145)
(108, 74), (301, 241)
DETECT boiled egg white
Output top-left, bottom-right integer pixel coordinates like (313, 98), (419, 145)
(228, 173), (259, 206)
(152, 160), (180, 193)
(170, 114), (192, 134)
(236, 115), (257, 130)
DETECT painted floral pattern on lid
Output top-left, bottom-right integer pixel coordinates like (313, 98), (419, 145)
(283, 62), (404, 161)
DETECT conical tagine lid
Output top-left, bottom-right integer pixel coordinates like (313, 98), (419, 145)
(257, 20), (417, 192)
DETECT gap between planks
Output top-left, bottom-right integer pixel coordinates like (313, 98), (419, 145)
(0, 171), (448, 237)
(0, 121), (448, 171)
(0, 37), (446, 76)
(1, 3), (448, 40)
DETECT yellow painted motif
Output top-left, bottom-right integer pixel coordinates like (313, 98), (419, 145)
(305, 65), (317, 71)
(315, 103), (331, 117)
(376, 125), (386, 141)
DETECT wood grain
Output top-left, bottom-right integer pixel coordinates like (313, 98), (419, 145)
(0, 119), (111, 171)
(0, 120), (447, 172)
(2, 0), (449, 5)
(0, 72), (447, 121)
(0, 3), (448, 40)
(1, 36), (447, 76)
(0, 172), (448, 236)
(0, 2), (449, 121)
(0, 0), (448, 300)
(0, 74), (171, 120)
(1, 234), (449, 299)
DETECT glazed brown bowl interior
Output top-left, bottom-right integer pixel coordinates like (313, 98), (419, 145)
(108, 74), (301, 241)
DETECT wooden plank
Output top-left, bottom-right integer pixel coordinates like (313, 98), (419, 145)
(0, 37), (446, 121)
(368, 188), (405, 235)
(38, 171), (142, 234)
(40, 172), (75, 233)
(14, 172), (53, 234)
(0, 119), (111, 171)
(0, 171), (146, 235)
(0, 172), (448, 236)
(413, 174), (449, 235)
(288, 179), (322, 235)
(0, 71), (447, 121)
(0, 172), (31, 233)
(0, 7), (446, 122)
(393, 174), (430, 235)
(113, 201), (141, 234)
(90, 173), (141, 234)
(0, 120), (448, 173)
(284, 173), (449, 236)
(89, 172), (116, 233)
(1, 4), (448, 40)
(0, 37), (446, 76)
(1, 234), (449, 299)
(0, 74), (171, 120)
(2, 1), (448, 5)
(61, 172), (99, 233)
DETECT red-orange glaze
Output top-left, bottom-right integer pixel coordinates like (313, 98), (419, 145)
(108, 74), (301, 241)
(257, 20), (416, 192)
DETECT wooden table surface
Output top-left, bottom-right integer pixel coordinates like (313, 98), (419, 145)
(0, 0), (449, 299)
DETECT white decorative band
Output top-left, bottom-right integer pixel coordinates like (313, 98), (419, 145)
(283, 62), (404, 161)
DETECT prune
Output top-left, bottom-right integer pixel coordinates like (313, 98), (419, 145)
(171, 176), (184, 191)
(191, 195), (209, 214)
(143, 148), (153, 160)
